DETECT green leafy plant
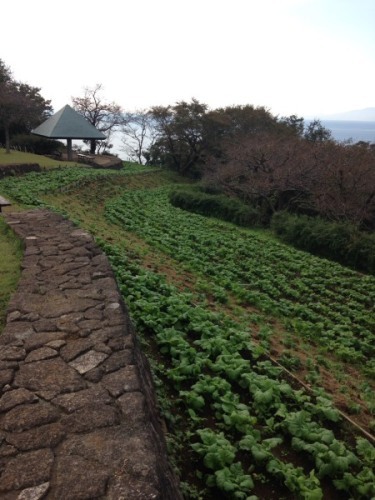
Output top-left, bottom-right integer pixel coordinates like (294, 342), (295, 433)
(9, 167), (373, 499)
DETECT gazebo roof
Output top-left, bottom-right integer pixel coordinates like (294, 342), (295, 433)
(31, 104), (106, 140)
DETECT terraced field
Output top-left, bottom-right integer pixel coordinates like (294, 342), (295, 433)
(0, 165), (374, 499)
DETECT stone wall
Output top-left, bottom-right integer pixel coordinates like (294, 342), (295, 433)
(0, 209), (182, 499)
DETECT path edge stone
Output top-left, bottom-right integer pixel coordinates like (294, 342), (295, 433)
(1, 209), (182, 499)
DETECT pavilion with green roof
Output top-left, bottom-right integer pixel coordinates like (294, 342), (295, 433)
(31, 104), (106, 160)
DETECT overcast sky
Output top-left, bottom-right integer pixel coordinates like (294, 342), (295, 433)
(2, 0), (374, 118)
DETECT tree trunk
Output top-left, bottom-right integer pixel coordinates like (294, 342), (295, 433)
(90, 139), (96, 154)
(5, 125), (10, 153)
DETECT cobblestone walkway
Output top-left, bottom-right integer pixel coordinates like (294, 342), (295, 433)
(0, 210), (180, 499)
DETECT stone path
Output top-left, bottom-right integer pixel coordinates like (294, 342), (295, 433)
(0, 210), (181, 499)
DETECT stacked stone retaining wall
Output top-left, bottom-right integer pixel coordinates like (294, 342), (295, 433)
(0, 209), (181, 499)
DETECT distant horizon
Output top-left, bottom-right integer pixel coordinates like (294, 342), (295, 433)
(52, 107), (375, 160)
(305, 107), (375, 122)
(2, 0), (374, 122)
(110, 116), (375, 160)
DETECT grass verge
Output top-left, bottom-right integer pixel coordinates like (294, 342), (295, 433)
(0, 217), (23, 330)
(0, 148), (86, 168)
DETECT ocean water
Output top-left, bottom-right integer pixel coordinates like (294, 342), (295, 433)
(306, 120), (375, 143)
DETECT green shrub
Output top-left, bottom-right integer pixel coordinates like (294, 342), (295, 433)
(169, 188), (263, 228)
(271, 212), (375, 275)
(11, 134), (64, 156)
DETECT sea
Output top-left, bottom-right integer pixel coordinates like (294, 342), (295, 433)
(305, 120), (375, 144)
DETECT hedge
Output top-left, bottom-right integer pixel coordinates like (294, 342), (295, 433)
(271, 211), (375, 275)
(169, 188), (263, 228)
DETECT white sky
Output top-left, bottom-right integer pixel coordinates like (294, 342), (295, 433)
(1, 0), (374, 118)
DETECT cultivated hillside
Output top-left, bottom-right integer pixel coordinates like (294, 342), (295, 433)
(0, 163), (374, 499)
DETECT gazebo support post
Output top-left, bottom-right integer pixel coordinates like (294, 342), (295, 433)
(67, 138), (73, 161)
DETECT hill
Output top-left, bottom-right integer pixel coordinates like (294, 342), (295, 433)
(322, 107), (375, 121)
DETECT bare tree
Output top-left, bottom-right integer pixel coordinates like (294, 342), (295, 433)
(308, 141), (375, 226)
(72, 84), (123, 154)
(204, 132), (375, 227)
(121, 110), (156, 164)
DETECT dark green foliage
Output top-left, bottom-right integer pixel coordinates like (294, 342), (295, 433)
(0, 58), (52, 151)
(0, 163), (41, 180)
(169, 187), (263, 228)
(278, 114), (305, 137)
(10, 134), (64, 155)
(304, 119), (332, 143)
(271, 212), (375, 275)
(147, 100), (288, 177)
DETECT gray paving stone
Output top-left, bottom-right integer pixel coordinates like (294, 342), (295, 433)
(0, 388), (38, 413)
(2, 323), (34, 341)
(83, 307), (103, 320)
(53, 386), (112, 413)
(117, 392), (147, 427)
(51, 454), (109, 499)
(57, 312), (84, 324)
(101, 350), (134, 373)
(14, 358), (86, 394)
(0, 448), (54, 492)
(16, 481), (50, 500)
(89, 327), (116, 343)
(1, 403), (59, 432)
(32, 319), (58, 333)
(7, 311), (22, 322)
(35, 390), (61, 401)
(94, 342), (112, 354)
(60, 338), (94, 362)
(45, 339), (66, 349)
(77, 319), (103, 331)
(54, 259), (91, 276)
(20, 313), (39, 322)
(0, 346), (27, 362)
(71, 289), (105, 301)
(25, 347), (58, 363)
(0, 360), (19, 370)
(5, 422), (65, 451)
(101, 366), (141, 397)
(24, 332), (67, 351)
(39, 294), (77, 318)
(82, 366), (104, 383)
(0, 370), (14, 390)
(55, 320), (80, 334)
(69, 350), (109, 374)
(61, 404), (119, 433)
(60, 428), (159, 499)
(0, 443), (17, 457)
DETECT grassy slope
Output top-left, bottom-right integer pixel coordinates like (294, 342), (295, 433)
(0, 217), (22, 330)
(0, 148), (86, 168)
